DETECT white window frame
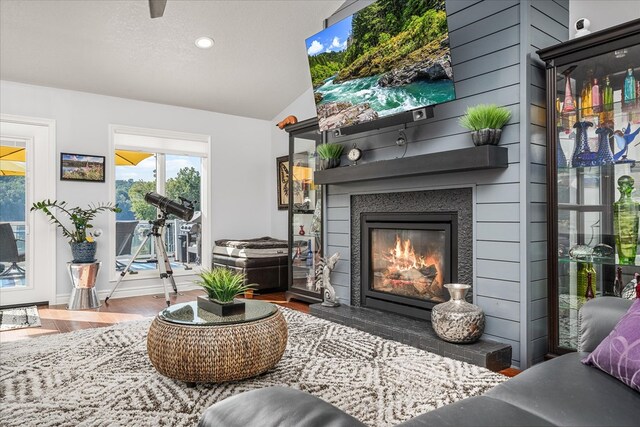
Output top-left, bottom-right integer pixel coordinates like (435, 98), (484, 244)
(0, 114), (56, 306)
(108, 124), (211, 283)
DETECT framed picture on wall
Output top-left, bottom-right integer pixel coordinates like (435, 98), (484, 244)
(60, 152), (106, 182)
(276, 155), (289, 210)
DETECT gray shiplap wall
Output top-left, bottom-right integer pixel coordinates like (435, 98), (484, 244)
(526, 0), (569, 364)
(323, 0), (568, 368)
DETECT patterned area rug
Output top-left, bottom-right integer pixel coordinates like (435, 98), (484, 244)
(0, 305), (40, 331)
(0, 308), (506, 426)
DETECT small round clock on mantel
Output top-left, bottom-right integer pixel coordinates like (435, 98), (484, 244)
(348, 144), (362, 165)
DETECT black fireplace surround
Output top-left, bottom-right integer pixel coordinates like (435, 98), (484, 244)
(361, 212), (457, 320)
(350, 188), (473, 320)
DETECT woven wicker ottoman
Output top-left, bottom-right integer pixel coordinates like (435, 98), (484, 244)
(147, 299), (287, 384)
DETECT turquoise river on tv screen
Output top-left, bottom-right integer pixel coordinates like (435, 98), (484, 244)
(315, 75), (455, 118)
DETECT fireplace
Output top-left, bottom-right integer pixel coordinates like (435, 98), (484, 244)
(361, 212), (457, 320)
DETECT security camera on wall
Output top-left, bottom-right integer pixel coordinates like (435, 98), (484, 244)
(574, 18), (592, 38)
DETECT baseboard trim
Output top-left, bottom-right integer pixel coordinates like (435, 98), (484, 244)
(54, 282), (201, 305)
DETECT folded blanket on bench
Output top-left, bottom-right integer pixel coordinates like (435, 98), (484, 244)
(214, 236), (289, 249)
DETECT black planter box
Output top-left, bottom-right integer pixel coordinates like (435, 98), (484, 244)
(197, 295), (245, 316)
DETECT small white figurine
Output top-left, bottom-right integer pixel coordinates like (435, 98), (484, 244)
(315, 252), (341, 307)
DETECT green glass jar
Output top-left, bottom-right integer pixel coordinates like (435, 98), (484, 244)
(577, 262), (596, 304)
(613, 175), (640, 265)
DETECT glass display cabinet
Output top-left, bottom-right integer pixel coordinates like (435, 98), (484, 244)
(539, 20), (640, 355)
(286, 118), (323, 303)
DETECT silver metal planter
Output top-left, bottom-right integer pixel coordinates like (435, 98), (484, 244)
(320, 158), (341, 170)
(471, 128), (502, 146)
(67, 261), (101, 310)
(431, 283), (485, 343)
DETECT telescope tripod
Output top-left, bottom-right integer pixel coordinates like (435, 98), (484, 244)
(105, 215), (177, 306)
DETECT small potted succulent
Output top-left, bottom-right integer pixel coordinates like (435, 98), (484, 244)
(196, 267), (256, 316)
(31, 199), (120, 263)
(316, 143), (344, 170)
(459, 104), (512, 146)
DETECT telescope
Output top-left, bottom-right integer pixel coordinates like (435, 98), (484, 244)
(144, 192), (194, 221)
(108, 191), (194, 306)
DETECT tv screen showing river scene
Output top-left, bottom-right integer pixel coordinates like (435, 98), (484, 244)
(306, 0), (455, 132)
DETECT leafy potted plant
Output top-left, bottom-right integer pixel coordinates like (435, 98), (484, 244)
(31, 200), (120, 263)
(316, 143), (344, 170)
(196, 267), (256, 316)
(459, 104), (512, 146)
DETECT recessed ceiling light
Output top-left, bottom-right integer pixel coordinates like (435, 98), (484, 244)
(195, 37), (214, 49)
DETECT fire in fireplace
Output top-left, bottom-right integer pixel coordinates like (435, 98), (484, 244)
(371, 230), (446, 302)
(361, 213), (457, 320)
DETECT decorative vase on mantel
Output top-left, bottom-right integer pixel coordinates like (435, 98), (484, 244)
(431, 283), (485, 344)
(70, 241), (97, 263)
(320, 158), (341, 170)
(471, 128), (502, 146)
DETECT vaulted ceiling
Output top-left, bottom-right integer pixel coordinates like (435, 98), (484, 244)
(0, 0), (342, 120)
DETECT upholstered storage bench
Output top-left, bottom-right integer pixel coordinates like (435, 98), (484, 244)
(212, 237), (289, 292)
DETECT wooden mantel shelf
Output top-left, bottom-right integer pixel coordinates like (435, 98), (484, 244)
(314, 145), (508, 185)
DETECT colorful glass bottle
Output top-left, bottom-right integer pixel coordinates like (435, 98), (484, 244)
(571, 121), (594, 167)
(592, 78), (601, 113)
(577, 262), (597, 304)
(586, 272), (595, 301)
(298, 225), (306, 236)
(613, 175), (640, 265)
(293, 246), (302, 266)
(635, 80), (640, 122)
(613, 266), (623, 297)
(624, 68), (636, 108)
(562, 73), (576, 114)
(305, 239), (313, 267)
(595, 126), (615, 165)
(603, 76), (614, 112)
(580, 80), (591, 116)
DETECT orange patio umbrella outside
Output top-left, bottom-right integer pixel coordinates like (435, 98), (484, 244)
(0, 160), (26, 176)
(1, 146), (152, 166)
(0, 146), (26, 161)
(115, 150), (153, 166)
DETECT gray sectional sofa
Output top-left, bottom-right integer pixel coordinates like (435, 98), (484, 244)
(198, 297), (640, 427)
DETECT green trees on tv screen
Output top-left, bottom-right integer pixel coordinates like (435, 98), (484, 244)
(308, 0), (447, 87)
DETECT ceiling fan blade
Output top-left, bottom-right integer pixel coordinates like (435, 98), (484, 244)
(149, 0), (167, 18)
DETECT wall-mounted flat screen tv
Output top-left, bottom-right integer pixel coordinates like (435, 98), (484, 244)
(305, 0), (456, 132)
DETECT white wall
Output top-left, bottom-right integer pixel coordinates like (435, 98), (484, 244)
(0, 80), (271, 302)
(569, 0), (640, 38)
(269, 87), (317, 239)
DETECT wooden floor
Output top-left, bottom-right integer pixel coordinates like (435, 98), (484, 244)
(0, 290), (519, 377)
(0, 290), (308, 343)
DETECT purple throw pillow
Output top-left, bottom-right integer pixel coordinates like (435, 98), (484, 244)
(582, 298), (640, 392)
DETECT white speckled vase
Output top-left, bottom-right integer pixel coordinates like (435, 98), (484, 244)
(431, 283), (485, 343)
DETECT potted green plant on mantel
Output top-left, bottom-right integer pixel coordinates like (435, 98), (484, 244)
(196, 267), (256, 316)
(317, 143), (344, 170)
(31, 200), (120, 263)
(459, 104), (512, 146)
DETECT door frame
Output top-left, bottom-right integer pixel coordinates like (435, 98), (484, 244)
(0, 114), (56, 307)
